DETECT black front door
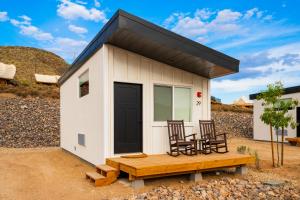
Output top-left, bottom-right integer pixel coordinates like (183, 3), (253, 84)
(114, 82), (142, 154)
(297, 107), (300, 137)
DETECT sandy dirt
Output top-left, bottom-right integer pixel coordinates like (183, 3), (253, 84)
(0, 138), (300, 200)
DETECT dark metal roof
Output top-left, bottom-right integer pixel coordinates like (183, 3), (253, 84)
(249, 85), (300, 100)
(58, 9), (240, 85)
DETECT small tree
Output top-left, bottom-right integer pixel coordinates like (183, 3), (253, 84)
(258, 81), (298, 166)
(258, 82), (283, 167)
(273, 98), (298, 165)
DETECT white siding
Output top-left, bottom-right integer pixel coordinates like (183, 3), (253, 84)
(104, 44), (210, 157)
(60, 48), (105, 165)
(253, 93), (300, 141)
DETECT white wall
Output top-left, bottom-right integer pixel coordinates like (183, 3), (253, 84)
(60, 48), (105, 165)
(104, 44), (211, 157)
(253, 92), (300, 141)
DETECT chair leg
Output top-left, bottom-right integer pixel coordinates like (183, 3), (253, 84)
(215, 144), (229, 154)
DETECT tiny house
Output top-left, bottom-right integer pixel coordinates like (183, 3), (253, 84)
(250, 85), (300, 141)
(58, 10), (239, 165)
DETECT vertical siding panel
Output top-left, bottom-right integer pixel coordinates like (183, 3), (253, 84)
(140, 58), (150, 81)
(173, 69), (183, 83)
(127, 53), (140, 80)
(202, 78), (208, 120)
(108, 45), (114, 157)
(183, 72), (193, 84)
(162, 65), (173, 82)
(140, 58), (151, 153)
(152, 61), (163, 81)
(113, 48), (127, 80)
(207, 79), (211, 120)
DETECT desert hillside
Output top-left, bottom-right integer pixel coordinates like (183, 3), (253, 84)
(0, 46), (68, 98)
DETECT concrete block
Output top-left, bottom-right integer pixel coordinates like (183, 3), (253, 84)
(190, 172), (203, 182)
(131, 179), (144, 189)
(236, 165), (248, 175)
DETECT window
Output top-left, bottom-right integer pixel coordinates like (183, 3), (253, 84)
(275, 98), (293, 110)
(78, 133), (85, 146)
(154, 85), (172, 121)
(174, 87), (192, 121)
(79, 70), (89, 97)
(154, 85), (192, 122)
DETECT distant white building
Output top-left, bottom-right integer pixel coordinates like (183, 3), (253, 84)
(250, 86), (300, 141)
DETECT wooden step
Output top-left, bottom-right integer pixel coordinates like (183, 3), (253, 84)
(86, 171), (105, 181)
(96, 164), (119, 177)
(86, 165), (119, 187)
(96, 164), (118, 172)
(86, 171), (117, 187)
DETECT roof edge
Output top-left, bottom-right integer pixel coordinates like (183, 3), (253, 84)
(249, 85), (300, 100)
(117, 9), (239, 69)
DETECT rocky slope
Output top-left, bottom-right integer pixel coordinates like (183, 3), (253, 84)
(212, 111), (253, 138)
(0, 96), (253, 148)
(0, 96), (59, 147)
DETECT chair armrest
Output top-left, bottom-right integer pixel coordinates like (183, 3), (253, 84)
(185, 133), (196, 138)
(215, 133), (227, 136)
(215, 133), (228, 140)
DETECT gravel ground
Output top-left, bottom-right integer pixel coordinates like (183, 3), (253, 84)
(0, 96), (59, 147)
(131, 177), (299, 200)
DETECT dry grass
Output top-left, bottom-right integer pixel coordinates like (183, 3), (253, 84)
(212, 103), (253, 113)
(0, 46), (68, 98)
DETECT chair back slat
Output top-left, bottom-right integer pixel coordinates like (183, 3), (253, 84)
(167, 120), (185, 142)
(199, 120), (216, 140)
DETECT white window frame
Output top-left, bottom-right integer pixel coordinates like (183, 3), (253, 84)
(153, 84), (193, 123)
(78, 69), (89, 98)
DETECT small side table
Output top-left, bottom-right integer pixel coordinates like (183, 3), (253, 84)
(191, 138), (207, 154)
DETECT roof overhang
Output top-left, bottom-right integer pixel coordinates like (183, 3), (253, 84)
(58, 9), (239, 85)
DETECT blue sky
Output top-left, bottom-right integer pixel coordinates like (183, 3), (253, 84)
(1, 0), (300, 103)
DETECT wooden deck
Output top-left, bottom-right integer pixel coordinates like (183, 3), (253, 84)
(286, 137), (300, 146)
(106, 152), (255, 180)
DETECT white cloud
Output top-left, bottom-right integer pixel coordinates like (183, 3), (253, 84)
(244, 8), (259, 19)
(0, 11), (9, 22)
(212, 43), (300, 93)
(94, 0), (100, 7)
(163, 8), (295, 49)
(165, 9), (244, 41)
(10, 16), (53, 41)
(212, 73), (300, 93)
(46, 37), (88, 61)
(171, 16), (207, 37)
(195, 8), (214, 20)
(68, 24), (88, 34)
(56, 37), (87, 47)
(19, 15), (31, 22)
(75, 0), (87, 5)
(19, 25), (53, 40)
(213, 9), (242, 23)
(57, 0), (107, 22)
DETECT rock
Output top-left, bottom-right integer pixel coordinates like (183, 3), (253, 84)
(267, 191), (276, 196)
(263, 180), (285, 186)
